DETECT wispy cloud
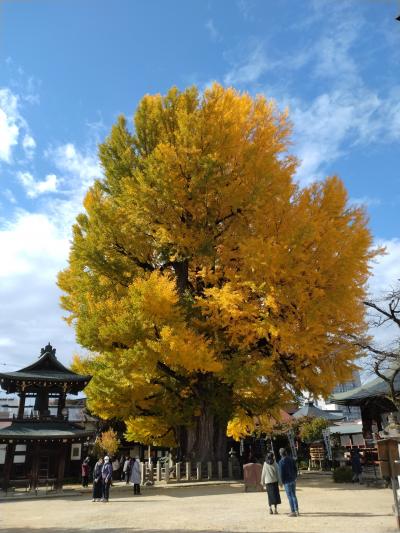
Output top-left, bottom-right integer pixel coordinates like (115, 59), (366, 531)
(236, 0), (255, 21)
(349, 197), (382, 208)
(205, 19), (221, 42)
(22, 134), (36, 159)
(224, 43), (270, 86)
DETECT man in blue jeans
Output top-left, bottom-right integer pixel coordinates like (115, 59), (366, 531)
(278, 447), (299, 517)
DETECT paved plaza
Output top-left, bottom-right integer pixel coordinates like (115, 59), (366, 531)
(0, 476), (396, 533)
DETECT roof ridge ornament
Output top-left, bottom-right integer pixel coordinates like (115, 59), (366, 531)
(40, 343), (56, 358)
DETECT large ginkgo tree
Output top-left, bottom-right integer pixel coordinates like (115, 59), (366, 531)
(59, 84), (376, 461)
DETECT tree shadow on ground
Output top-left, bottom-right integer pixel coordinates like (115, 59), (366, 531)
(2, 484), (248, 503)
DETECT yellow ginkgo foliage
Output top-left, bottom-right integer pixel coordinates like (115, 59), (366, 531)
(59, 84), (377, 461)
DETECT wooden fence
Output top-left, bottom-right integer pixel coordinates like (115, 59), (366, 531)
(140, 460), (241, 484)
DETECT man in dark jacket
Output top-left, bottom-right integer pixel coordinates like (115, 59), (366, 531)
(278, 448), (299, 516)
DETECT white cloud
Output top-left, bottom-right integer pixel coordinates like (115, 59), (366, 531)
(0, 89), (20, 163)
(369, 239), (400, 300)
(0, 87), (37, 165)
(0, 211), (77, 367)
(49, 142), (102, 189)
(0, 142), (102, 368)
(17, 171), (58, 198)
(46, 142), (102, 232)
(22, 134), (36, 158)
(0, 212), (68, 277)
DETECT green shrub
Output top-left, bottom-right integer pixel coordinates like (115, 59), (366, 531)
(333, 466), (352, 483)
(298, 459), (309, 470)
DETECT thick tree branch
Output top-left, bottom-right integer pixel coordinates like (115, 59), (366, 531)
(156, 360), (190, 386)
(113, 241), (155, 272)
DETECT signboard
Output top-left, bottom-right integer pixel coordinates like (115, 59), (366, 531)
(71, 443), (82, 460)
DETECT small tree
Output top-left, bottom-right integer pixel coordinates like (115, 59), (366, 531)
(298, 417), (330, 443)
(96, 428), (120, 457)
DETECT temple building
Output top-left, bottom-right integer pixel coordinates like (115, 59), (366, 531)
(0, 343), (94, 491)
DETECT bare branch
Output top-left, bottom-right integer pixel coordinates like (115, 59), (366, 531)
(364, 300), (400, 328)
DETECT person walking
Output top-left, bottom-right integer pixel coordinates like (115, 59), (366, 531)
(92, 457), (103, 502)
(278, 448), (299, 517)
(81, 456), (90, 487)
(130, 457), (141, 495)
(261, 452), (281, 515)
(351, 448), (362, 483)
(112, 456), (120, 481)
(101, 456), (113, 502)
(123, 456), (131, 484)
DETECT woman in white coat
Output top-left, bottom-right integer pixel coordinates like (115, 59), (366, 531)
(130, 457), (141, 495)
(261, 452), (281, 514)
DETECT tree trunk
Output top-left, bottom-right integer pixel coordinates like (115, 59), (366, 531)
(180, 408), (228, 462)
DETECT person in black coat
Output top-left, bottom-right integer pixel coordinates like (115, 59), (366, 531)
(92, 457), (103, 502)
(351, 448), (362, 483)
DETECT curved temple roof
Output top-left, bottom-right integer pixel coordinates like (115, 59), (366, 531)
(0, 421), (93, 441)
(0, 343), (91, 393)
(331, 369), (400, 407)
(292, 401), (343, 420)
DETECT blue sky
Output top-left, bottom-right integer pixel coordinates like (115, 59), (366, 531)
(1, 0), (400, 369)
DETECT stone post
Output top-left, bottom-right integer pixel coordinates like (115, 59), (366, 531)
(156, 461), (161, 482)
(140, 462), (145, 484)
(176, 462), (181, 482)
(147, 462), (154, 484)
(186, 461), (191, 481)
(165, 462), (170, 483)
(207, 461), (212, 480)
(218, 461), (223, 480)
(196, 462), (202, 481)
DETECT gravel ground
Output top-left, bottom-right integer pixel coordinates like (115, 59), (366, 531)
(0, 476), (396, 533)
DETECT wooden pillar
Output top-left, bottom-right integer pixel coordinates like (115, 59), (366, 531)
(2, 442), (15, 491)
(55, 443), (67, 490)
(57, 392), (66, 418)
(17, 392), (26, 419)
(30, 441), (40, 490)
